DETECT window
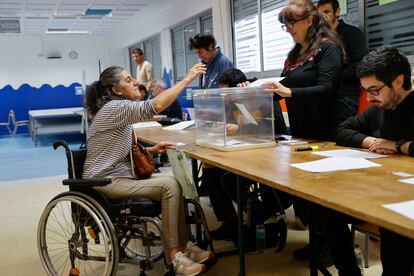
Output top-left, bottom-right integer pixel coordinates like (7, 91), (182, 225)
(171, 12), (213, 86)
(365, 0), (414, 55)
(232, 0), (293, 74)
(232, 0), (361, 75)
(129, 35), (162, 80)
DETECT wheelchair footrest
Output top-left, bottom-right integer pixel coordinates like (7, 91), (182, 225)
(111, 198), (161, 217)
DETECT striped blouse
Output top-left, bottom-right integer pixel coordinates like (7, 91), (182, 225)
(82, 100), (157, 179)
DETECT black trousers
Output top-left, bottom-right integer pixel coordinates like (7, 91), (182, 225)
(321, 207), (414, 276)
(202, 167), (236, 222)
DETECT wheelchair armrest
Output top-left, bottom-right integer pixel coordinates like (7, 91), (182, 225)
(62, 178), (112, 188)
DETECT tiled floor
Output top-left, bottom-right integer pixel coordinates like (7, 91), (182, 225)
(0, 134), (83, 182)
(0, 135), (382, 275)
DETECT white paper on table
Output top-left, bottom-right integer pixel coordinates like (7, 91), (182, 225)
(278, 139), (308, 146)
(399, 178), (414, 185)
(383, 200), (414, 220)
(291, 157), (381, 173)
(393, 172), (414, 178)
(132, 121), (162, 128)
(250, 77), (285, 87)
(163, 120), (195, 131)
(234, 103), (258, 126)
(312, 149), (388, 159)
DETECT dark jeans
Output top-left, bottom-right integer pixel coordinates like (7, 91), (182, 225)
(202, 167), (236, 222)
(321, 207), (414, 276)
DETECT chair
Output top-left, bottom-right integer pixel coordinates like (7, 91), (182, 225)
(351, 222), (380, 268)
(37, 140), (214, 276)
(0, 112), (12, 135)
(9, 110), (29, 137)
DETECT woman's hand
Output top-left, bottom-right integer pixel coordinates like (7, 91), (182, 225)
(261, 81), (292, 98)
(147, 142), (176, 154)
(226, 123), (239, 136)
(183, 63), (206, 84)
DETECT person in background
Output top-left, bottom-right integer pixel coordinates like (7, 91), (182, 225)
(317, 0), (369, 126)
(138, 84), (150, 101)
(83, 64), (215, 276)
(189, 32), (233, 89)
(188, 33), (234, 200)
(132, 47), (153, 90)
(149, 79), (182, 120)
(329, 45), (414, 276)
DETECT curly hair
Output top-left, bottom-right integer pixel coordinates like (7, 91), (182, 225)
(85, 66), (126, 117)
(279, 0), (345, 63)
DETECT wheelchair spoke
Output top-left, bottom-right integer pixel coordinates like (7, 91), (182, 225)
(38, 194), (118, 276)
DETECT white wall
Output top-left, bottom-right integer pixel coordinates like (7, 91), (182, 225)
(0, 35), (110, 88)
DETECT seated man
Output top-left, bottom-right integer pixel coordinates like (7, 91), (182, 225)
(326, 45), (414, 275)
(149, 79), (182, 119)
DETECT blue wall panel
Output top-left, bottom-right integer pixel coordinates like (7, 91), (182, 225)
(0, 83), (83, 135)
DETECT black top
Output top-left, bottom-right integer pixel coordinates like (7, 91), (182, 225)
(336, 91), (414, 156)
(160, 99), (182, 120)
(280, 42), (343, 140)
(336, 20), (368, 96)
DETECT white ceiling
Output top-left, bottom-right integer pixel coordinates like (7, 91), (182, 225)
(0, 0), (181, 35)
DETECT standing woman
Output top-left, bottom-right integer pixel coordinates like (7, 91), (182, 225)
(263, 0), (345, 140)
(83, 64), (214, 276)
(256, 0), (346, 266)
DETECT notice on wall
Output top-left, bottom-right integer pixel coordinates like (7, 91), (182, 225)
(339, 0), (347, 15)
(379, 0), (398, 5)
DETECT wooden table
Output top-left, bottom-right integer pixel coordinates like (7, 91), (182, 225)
(135, 127), (414, 273)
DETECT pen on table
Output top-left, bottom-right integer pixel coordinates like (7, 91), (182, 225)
(295, 146), (319, 151)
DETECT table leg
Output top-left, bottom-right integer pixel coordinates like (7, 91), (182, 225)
(309, 203), (332, 276)
(237, 175), (246, 276)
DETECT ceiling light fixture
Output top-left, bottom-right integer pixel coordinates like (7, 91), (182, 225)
(45, 30), (89, 34)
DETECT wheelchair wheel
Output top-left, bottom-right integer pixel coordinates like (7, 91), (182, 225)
(38, 192), (119, 276)
(121, 217), (165, 262)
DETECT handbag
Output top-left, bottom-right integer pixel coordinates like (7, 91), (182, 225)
(131, 130), (155, 179)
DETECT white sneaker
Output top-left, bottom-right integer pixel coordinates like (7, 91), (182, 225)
(184, 241), (215, 264)
(173, 251), (205, 276)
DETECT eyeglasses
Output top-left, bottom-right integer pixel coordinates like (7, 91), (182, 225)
(360, 83), (387, 96)
(281, 16), (309, 32)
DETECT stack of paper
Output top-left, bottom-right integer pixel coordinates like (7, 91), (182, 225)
(133, 121), (162, 128)
(250, 77), (285, 87)
(383, 200), (414, 220)
(163, 120), (195, 131)
(291, 157), (381, 173)
(312, 149), (388, 159)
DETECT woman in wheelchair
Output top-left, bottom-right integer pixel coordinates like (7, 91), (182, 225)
(82, 64), (214, 275)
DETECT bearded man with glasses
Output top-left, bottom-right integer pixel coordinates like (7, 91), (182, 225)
(330, 45), (414, 276)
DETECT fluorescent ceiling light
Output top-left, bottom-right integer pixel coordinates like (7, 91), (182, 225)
(85, 9), (112, 16)
(45, 30), (89, 34)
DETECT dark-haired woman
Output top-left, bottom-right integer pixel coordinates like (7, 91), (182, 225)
(263, 0), (345, 140)
(252, 0), (350, 270)
(82, 64), (214, 275)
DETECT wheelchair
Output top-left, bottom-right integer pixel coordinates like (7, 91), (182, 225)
(37, 140), (214, 276)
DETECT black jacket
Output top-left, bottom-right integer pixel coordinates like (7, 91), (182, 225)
(336, 91), (414, 157)
(280, 42), (343, 140)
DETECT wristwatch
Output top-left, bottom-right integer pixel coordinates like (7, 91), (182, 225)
(395, 139), (407, 153)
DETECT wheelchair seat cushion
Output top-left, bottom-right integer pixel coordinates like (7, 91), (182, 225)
(111, 198), (161, 217)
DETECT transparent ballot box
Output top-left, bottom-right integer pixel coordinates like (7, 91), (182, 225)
(192, 87), (276, 151)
